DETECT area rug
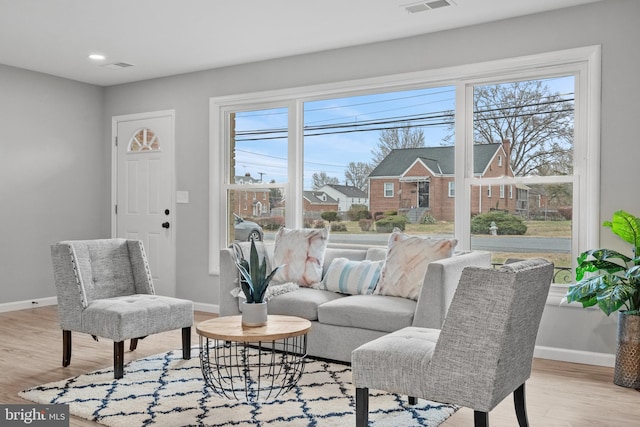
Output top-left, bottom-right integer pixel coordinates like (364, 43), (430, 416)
(19, 348), (457, 427)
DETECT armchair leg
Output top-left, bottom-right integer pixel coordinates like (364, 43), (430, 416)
(356, 387), (369, 427)
(182, 327), (191, 360)
(130, 338), (138, 351)
(408, 396), (417, 405)
(62, 330), (71, 367)
(474, 411), (489, 427)
(114, 341), (124, 379)
(514, 383), (529, 427)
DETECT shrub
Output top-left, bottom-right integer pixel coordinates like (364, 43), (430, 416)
(470, 211), (527, 235)
(358, 219), (373, 231)
(257, 216), (284, 231)
(421, 213), (437, 224)
(331, 223), (348, 232)
(375, 215), (407, 233)
(347, 204), (371, 221)
(557, 206), (573, 220)
(321, 211), (339, 223)
(314, 220), (326, 229)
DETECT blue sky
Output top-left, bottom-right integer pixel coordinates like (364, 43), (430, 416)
(234, 76), (573, 189)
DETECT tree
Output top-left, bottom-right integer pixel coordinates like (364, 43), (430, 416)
(371, 124), (425, 165)
(268, 179), (283, 207)
(344, 162), (372, 192)
(471, 80), (574, 177)
(311, 171), (339, 190)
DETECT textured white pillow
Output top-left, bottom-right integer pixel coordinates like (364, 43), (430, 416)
(271, 227), (329, 287)
(322, 258), (383, 295)
(375, 231), (458, 300)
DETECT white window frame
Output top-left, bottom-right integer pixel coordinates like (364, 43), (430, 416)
(500, 184), (505, 199)
(384, 182), (394, 198)
(448, 181), (455, 197)
(209, 45), (601, 305)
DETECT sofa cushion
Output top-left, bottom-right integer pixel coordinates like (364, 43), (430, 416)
(267, 288), (345, 320)
(375, 231), (458, 300)
(318, 295), (416, 333)
(322, 258), (383, 295)
(272, 227), (329, 287)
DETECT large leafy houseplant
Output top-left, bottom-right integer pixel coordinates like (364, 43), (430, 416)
(566, 210), (640, 315)
(233, 239), (281, 304)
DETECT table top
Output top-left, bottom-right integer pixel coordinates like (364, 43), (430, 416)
(196, 315), (311, 342)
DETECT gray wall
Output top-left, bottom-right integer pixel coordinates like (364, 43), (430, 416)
(2, 0), (638, 359)
(0, 64), (107, 304)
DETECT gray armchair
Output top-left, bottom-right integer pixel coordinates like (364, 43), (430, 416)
(51, 239), (194, 379)
(352, 258), (554, 427)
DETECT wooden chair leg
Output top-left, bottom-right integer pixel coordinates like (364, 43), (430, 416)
(62, 330), (71, 367)
(408, 396), (417, 405)
(114, 341), (124, 379)
(182, 327), (191, 360)
(356, 387), (369, 427)
(130, 338), (138, 351)
(474, 411), (489, 427)
(514, 383), (529, 427)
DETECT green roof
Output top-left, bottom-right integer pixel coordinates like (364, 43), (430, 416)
(368, 143), (502, 177)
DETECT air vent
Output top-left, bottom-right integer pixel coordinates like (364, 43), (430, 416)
(403, 0), (456, 14)
(102, 62), (134, 70)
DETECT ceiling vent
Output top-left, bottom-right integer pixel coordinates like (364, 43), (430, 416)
(102, 62), (134, 70)
(403, 0), (456, 14)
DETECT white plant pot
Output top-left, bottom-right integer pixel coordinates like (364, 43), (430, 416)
(241, 301), (268, 327)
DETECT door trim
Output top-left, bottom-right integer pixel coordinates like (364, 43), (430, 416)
(111, 109), (176, 277)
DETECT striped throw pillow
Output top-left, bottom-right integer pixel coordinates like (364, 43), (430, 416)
(322, 258), (383, 295)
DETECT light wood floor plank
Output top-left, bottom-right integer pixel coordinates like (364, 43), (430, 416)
(2, 306), (638, 426)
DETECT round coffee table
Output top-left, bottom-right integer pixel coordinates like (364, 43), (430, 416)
(196, 315), (311, 402)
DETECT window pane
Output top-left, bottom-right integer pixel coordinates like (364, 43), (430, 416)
(473, 77), (574, 178)
(302, 86), (456, 244)
(233, 108), (288, 184)
(228, 107), (288, 244)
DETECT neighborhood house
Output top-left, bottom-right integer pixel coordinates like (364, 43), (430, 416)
(367, 140), (528, 221)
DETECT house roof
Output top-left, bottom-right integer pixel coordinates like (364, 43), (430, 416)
(321, 184), (368, 198)
(303, 191), (338, 204)
(368, 143), (503, 178)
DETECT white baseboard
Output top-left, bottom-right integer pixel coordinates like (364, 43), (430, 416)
(193, 302), (219, 314)
(0, 296), (58, 313)
(534, 345), (615, 367)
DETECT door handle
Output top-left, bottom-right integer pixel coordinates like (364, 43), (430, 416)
(162, 222), (170, 229)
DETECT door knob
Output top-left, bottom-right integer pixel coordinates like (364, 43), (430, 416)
(162, 222), (170, 229)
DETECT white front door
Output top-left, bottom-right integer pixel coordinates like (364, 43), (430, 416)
(113, 111), (176, 296)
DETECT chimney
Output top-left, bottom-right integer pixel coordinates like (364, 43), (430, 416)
(502, 139), (511, 165)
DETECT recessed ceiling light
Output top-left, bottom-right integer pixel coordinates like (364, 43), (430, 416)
(89, 54), (106, 61)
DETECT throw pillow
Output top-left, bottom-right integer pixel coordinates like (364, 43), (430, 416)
(322, 258), (384, 295)
(375, 231), (458, 300)
(271, 227), (329, 287)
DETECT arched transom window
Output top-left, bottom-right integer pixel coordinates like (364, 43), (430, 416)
(128, 128), (160, 152)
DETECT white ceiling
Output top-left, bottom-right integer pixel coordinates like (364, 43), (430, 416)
(0, 0), (602, 86)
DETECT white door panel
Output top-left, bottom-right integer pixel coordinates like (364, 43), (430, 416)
(113, 112), (175, 296)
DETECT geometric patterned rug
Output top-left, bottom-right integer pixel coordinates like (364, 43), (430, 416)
(19, 348), (457, 427)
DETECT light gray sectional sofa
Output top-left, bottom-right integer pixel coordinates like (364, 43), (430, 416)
(219, 244), (491, 363)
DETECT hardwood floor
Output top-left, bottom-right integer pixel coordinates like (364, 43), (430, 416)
(2, 306), (638, 426)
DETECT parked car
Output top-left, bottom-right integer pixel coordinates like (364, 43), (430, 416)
(234, 214), (263, 241)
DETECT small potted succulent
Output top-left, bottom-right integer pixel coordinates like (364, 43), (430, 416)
(565, 210), (640, 388)
(233, 239), (281, 327)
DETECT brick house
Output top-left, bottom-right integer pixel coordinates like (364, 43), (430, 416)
(368, 141), (528, 221)
(303, 191), (339, 213)
(318, 184), (368, 212)
(232, 173), (271, 218)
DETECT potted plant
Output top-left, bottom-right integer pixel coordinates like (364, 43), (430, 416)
(565, 210), (640, 388)
(233, 239), (281, 327)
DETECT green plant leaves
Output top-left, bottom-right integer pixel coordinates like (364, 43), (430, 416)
(568, 210), (640, 315)
(603, 210), (640, 255)
(233, 239), (281, 304)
